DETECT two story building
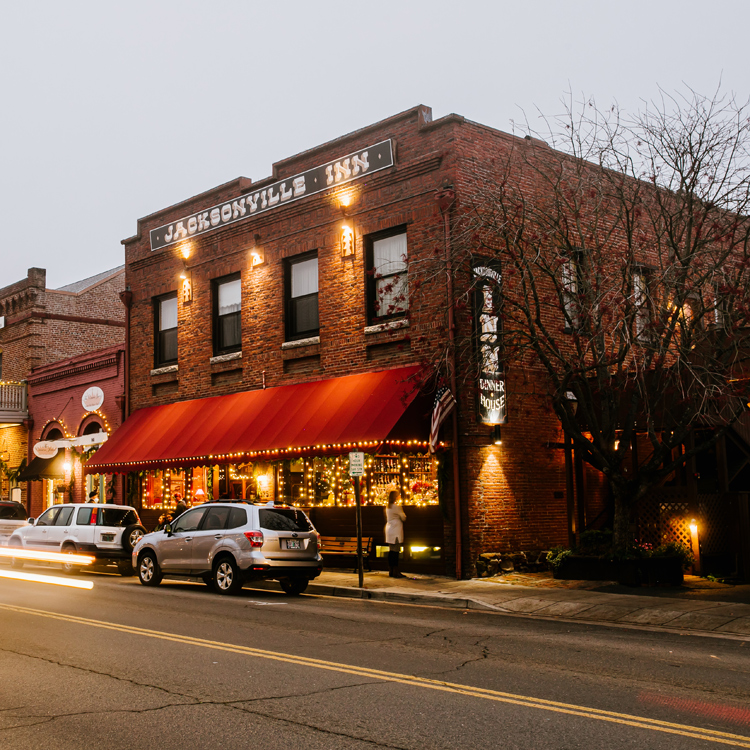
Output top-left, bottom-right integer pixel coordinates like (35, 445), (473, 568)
(87, 105), (595, 577)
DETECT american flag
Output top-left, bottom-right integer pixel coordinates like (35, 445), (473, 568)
(429, 385), (456, 453)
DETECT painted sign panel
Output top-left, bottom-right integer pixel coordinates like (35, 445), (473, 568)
(82, 386), (105, 412)
(150, 140), (395, 251)
(474, 260), (506, 425)
(33, 441), (58, 459)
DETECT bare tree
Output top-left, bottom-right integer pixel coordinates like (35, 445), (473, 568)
(416, 87), (750, 551)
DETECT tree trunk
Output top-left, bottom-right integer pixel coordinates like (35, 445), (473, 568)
(611, 482), (632, 553)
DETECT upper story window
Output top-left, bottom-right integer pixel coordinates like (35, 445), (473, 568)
(213, 274), (242, 355)
(633, 270), (651, 340)
(367, 229), (408, 323)
(286, 252), (319, 341)
(561, 256), (579, 330)
(154, 293), (178, 367)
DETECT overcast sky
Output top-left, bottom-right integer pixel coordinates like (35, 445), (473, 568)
(1, 0), (748, 289)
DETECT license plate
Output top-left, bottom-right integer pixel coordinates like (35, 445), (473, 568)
(100, 533), (115, 542)
(285, 539), (301, 550)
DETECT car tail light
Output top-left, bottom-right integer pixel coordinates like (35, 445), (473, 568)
(315, 532), (321, 548)
(244, 530), (263, 548)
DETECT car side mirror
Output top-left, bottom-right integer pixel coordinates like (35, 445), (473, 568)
(164, 523), (173, 536)
(27, 517), (35, 525)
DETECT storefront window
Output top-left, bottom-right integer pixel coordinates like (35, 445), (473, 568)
(134, 454), (438, 511)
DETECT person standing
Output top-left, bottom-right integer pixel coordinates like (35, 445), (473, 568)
(173, 494), (187, 519)
(88, 490), (99, 503)
(384, 490), (406, 578)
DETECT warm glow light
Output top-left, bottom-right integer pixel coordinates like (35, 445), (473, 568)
(410, 546), (429, 553)
(0, 548), (95, 565)
(0, 569), (94, 589)
(340, 193), (352, 208)
(689, 519), (698, 534)
(614, 440), (620, 450)
(340, 224), (354, 256)
(63, 461), (72, 472)
(180, 244), (191, 260)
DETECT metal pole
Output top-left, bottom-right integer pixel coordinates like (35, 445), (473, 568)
(354, 475), (364, 588)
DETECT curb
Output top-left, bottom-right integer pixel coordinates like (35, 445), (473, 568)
(306, 583), (505, 612)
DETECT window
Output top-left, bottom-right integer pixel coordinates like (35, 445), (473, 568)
(213, 274), (242, 355)
(286, 253), (319, 341)
(172, 507), (206, 533)
(202, 506), (231, 530)
(227, 507), (247, 529)
(154, 293), (178, 367)
(77, 507), (94, 525)
(561, 257), (579, 330)
(367, 230), (408, 321)
(259, 508), (313, 531)
(99, 508), (140, 526)
(633, 270), (650, 339)
(54, 507), (75, 526)
(36, 507), (60, 527)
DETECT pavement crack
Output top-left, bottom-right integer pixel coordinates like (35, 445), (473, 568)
(0, 646), (198, 704)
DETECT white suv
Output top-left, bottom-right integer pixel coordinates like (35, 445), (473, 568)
(133, 501), (323, 595)
(8, 503), (146, 575)
(0, 501), (30, 546)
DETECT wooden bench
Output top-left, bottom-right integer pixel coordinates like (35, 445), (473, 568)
(320, 536), (374, 571)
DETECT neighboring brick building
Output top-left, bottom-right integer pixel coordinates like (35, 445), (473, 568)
(24, 345), (126, 516)
(0, 266), (125, 507)
(87, 105), (598, 577)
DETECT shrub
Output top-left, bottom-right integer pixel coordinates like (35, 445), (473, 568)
(546, 547), (572, 571)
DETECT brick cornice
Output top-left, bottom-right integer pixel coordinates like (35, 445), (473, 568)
(5, 311), (126, 328)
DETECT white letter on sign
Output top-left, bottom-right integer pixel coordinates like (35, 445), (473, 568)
(351, 152), (369, 175)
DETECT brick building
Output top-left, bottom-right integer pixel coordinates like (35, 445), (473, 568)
(0, 266), (125, 507)
(23, 344), (126, 515)
(86, 105), (602, 577)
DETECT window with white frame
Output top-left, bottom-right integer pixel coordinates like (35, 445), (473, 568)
(154, 293), (178, 367)
(368, 230), (408, 322)
(286, 252), (319, 341)
(213, 274), (242, 354)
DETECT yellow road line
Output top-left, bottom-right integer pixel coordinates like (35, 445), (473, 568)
(1, 601), (748, 747)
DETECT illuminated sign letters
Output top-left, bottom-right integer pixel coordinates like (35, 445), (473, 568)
(474, 261), (506, 425)
(150, 140), (395, 251)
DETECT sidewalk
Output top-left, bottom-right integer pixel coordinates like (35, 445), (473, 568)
(304, 570), (750, 639)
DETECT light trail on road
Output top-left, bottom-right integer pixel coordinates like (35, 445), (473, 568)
(0, 601), (748, 748)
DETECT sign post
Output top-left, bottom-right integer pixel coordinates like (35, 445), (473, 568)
(348, 451), (365, 588)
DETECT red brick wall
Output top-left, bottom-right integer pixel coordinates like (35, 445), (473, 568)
(122, 106), (607, 576)
(26, 345), (125, 516)
(0, 268), (126, 507)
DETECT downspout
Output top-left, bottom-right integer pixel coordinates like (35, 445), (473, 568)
(118, 289), (133, 508)
(436, 188), (462, 579)
(119, 289), (133, 419)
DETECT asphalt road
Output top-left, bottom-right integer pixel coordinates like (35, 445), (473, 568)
(0, 563), (749, 750)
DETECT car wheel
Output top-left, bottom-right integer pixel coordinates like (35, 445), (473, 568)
(61, 544), (80, 575)
(279, 576), (309, 596)
(138, 551), (163, 586)
(10, 557), (24, 570)
(213, 557), (243, 595)
(122, 524), (147, 553)
(117, 560), (135, 577)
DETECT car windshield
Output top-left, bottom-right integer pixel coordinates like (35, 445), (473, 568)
(98, 508), (140, 527)
(0, 503), (26, 520)
(258, 508), (313, 532)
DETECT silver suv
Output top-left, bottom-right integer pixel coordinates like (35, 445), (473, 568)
(132, 501), (323, 595)
(8, 503), (146, 574)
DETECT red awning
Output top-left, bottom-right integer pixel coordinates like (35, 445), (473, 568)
(86, 366), (426, 473)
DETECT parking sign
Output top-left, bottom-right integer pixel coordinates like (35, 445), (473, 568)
(348, 451), (365, 476)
